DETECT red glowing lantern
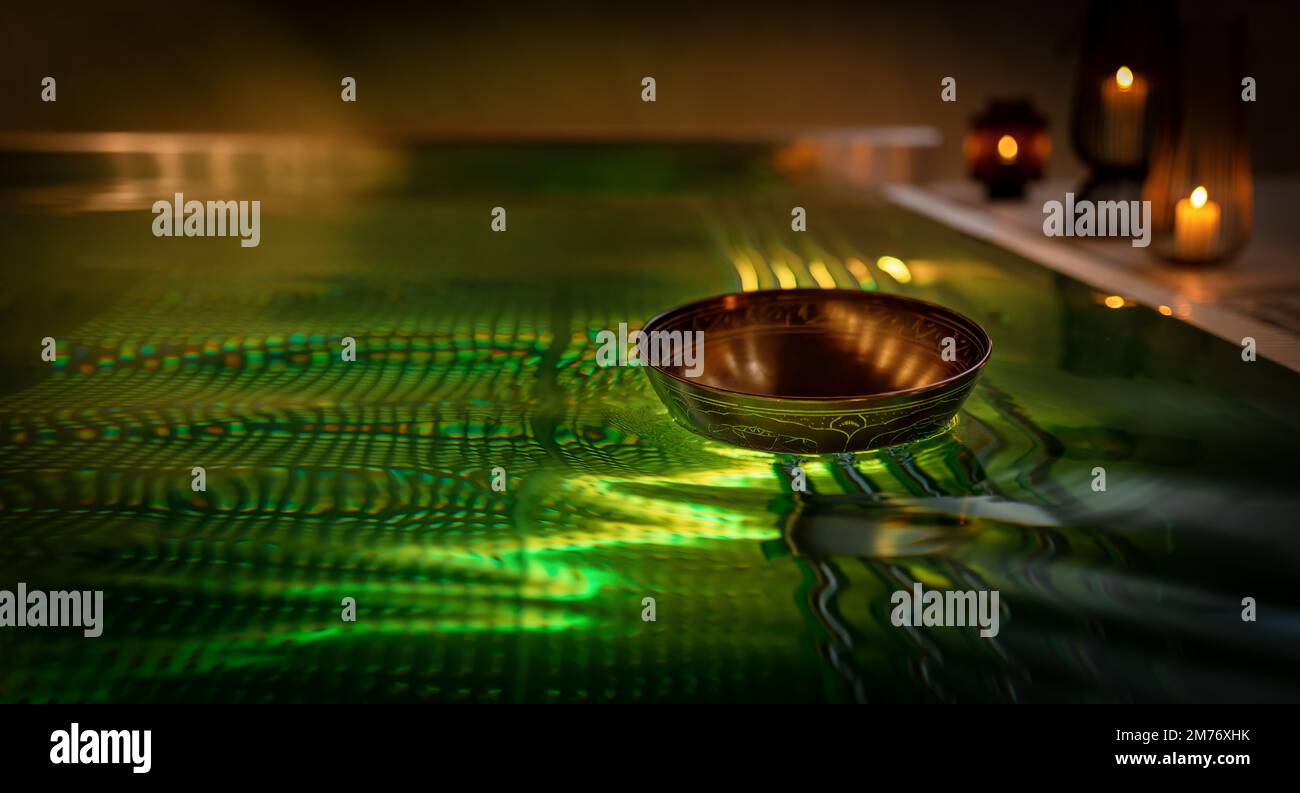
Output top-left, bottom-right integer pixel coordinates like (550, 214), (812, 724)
(965, 99), (1050, 200)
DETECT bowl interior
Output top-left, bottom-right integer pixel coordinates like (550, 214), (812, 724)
(647, 291), (989, 399)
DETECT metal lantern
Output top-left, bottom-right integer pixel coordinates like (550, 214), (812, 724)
(965, 99), (1049, 200)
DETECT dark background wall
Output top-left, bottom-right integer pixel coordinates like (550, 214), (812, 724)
(3, 0), (1297, 178)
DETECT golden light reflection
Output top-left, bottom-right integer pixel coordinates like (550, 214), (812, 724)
(550, 467), (781, 551)
(873, 333), (899, 375)
(876, 255), (913, 284)
(742, 245), (777, 290)
(0, 132), (404, 213)
(772, 259), (798, 289)
(774, 244), (813, 287)
(893, 353), (919, 391)
(808, 259), (837, 289)
(896, 258), (940, 286)
(732, 249), (760, 292)
(845, 258), (877, 290)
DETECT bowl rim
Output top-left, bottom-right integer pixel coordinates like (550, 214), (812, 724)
(641, 288), (993, 402)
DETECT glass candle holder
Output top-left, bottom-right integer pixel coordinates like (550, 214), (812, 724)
(1144, 19), (1252, 265)
(1070, 0), (1178, 198)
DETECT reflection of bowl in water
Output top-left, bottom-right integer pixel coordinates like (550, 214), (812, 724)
(785, 497), (974, 559)
(642, 289), (992, 453)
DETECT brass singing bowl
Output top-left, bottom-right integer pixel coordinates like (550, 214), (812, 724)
(642, 288), (992, 454)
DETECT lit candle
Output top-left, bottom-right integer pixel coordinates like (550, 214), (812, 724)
(1099, 66), (1148, 165)
(1174, 186), (1221, 260)
(996, 134), (1018, 164)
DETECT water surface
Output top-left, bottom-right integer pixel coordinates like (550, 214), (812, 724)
(1, 142), (1298, 702)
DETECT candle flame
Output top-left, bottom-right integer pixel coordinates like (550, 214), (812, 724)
(1190, 185), (1208, 208)
(1115, 66), (1134, 91)
(1104, 295), (1126, 309)
(996, 134), (1018, 164)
